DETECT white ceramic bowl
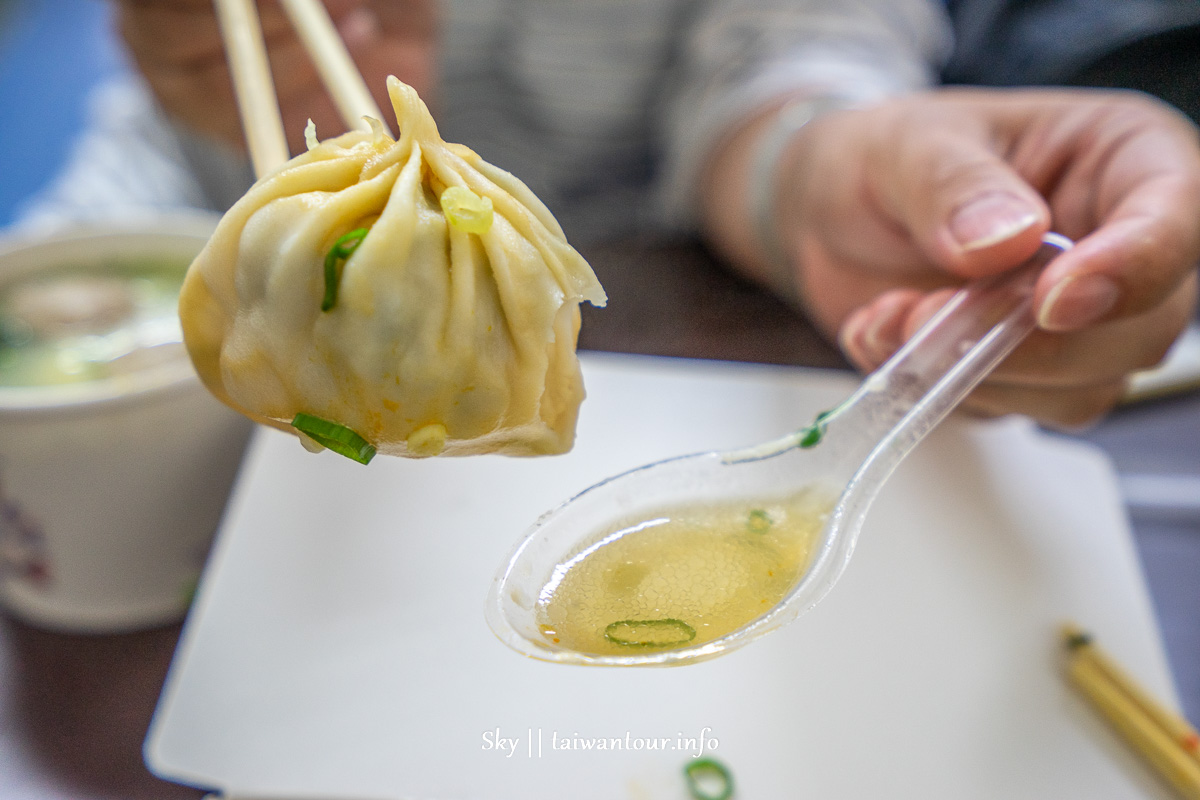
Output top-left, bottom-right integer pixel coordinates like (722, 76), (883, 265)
(0, 218), (253, 632)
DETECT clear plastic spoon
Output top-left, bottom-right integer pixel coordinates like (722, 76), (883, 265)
(486, 233), (1073, 666)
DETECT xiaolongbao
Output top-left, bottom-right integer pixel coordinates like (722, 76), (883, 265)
(180, 77), (606, 461)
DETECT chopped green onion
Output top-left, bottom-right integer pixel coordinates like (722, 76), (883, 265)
(407, 422), (447, 457)
(747, 508), (772, 533)
(604, 618), (696, 648)
(798, 408), (833, 448)
(684, 758), (734, 800)
(292, 412), (376, 464)
(321, 228), (369, 311)
(440, 186), (494, 234)
(798, 427), (822, 448)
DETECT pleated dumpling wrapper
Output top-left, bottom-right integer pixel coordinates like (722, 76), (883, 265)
(180, 77), (606, 461)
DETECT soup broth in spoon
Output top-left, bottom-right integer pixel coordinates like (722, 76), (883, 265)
(535, 488), (834, 656)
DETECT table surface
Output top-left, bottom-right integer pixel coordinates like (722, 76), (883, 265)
(1, 236), (1198, 798)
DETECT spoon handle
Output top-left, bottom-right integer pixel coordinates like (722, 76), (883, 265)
(826, 233), (1073, 474)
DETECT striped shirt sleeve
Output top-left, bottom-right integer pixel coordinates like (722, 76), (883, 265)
(654, 0), (954, 230)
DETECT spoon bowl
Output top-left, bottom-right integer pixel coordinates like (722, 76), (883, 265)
(487, 234), (1073, 666)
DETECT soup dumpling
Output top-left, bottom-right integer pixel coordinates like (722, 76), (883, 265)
(180, 77), (606, 461)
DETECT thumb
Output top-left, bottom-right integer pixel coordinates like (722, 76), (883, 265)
(877, 117), (1051, 276)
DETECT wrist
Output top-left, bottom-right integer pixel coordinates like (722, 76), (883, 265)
(747, 95), (855, 294)
(700, 94), (855, 302)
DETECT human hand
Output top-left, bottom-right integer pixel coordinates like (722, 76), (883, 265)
(117, 0), (437, 155)
(705, 88), (1200, 426)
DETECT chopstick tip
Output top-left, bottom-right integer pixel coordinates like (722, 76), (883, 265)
(1060, 621), (1093, 651)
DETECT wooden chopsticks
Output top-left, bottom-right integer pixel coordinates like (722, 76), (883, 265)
(214, 0), (288, 177)
(277, 0), (389, 135)
(213, 0), (390, 179)
(1063, 624), (1200, 799)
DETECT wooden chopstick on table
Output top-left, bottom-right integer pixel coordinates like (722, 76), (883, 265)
(213, 0), (390, 179)
(1063, 624), (1200, 799)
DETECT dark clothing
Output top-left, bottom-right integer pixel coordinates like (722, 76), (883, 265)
(942, 0), (1200, 122)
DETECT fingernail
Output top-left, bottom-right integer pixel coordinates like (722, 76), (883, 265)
(838, 310), (870, 359)
(949, 193), (1040, 251)
(1037, 273), (1120, 330)
(861, 305), (904, 359)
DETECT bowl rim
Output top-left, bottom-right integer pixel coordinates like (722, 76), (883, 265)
(0, 216), (218, 416)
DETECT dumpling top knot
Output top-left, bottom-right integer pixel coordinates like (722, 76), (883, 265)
(385, 75), (440, 143)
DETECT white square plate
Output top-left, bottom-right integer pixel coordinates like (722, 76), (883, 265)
(148, 353), (1179, 799)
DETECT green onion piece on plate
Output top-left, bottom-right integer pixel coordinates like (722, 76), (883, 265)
(321, 227), (369, 311)
(292, 413), (376, 464)
(604, 618), (696, 648)
(684, 757), (734, 800)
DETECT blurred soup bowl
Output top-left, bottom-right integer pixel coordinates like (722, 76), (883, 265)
(0, 218), (252, 632)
